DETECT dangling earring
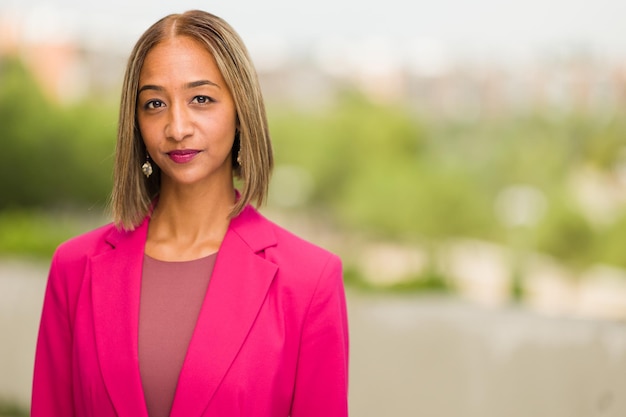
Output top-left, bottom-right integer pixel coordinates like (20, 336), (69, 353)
(141, 154), (153, 178)
(235, 130), (242, 167)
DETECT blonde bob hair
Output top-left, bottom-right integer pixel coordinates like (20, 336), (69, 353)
(111, 10), (273, 230)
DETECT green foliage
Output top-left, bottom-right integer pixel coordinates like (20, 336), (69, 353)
(269, 92), (494, 239)
(270, 91), (626, 273)
(0, 398), (28, 417)
(2, 56), (626, 276)
(0, 56), (116, 210)
(534, 199), (597, 270)
(385, 270), (452, 293)
(0, 210), (88, 258)
(595, 214), (626, 269)
(341, 262), (452, 294)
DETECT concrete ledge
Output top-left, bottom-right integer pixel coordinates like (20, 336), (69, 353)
(2, 260), (625, 416)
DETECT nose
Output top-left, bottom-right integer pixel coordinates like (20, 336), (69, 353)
(165, 102), (193, 141)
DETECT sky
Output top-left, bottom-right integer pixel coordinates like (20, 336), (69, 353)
(2, 0), (626, 62)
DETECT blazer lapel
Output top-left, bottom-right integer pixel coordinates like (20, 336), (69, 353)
(170, 206), (278, 417)
(91, 219), (149, 417)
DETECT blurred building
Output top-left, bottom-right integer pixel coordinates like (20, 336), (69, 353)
(0, 10), (126, 104)
(2, 7), (626, 117)
(250, 35), (626, 120)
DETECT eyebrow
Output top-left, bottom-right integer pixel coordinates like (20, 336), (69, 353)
(138, 79), (220, 94)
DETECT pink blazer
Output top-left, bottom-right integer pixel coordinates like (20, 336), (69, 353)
(32, 205), (349, 417)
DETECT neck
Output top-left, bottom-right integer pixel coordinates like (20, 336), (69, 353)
(145, 180), (236, 261)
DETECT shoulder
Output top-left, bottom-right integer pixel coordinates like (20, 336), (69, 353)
(233, 205), (337, 259)
(244, 208), (342, 287)
(255, 213), (347, 330)
(52, 222), (117, 267)
(44, 222), (121, 305)
(269, 218), (339, 267)
(235, 206), (339, 265)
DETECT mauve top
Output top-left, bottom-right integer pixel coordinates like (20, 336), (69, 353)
(138, 252), (217, 417)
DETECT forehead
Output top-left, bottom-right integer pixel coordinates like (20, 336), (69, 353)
(139, 36), (222, 82)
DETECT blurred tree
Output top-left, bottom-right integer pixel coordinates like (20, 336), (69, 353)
(270, 90), (626, 277)
(0, 56), (115, 210)
(2, 54), (626, 277)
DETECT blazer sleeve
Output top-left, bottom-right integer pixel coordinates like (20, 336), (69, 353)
(31, 251), (75, 417)
(290, 254), (349, 417)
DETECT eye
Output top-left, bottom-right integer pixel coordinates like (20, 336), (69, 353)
(192, 95), (214, 105)
(145, 99), (165, 110)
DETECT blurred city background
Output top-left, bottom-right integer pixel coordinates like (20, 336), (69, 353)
(1, 0), (626, 416)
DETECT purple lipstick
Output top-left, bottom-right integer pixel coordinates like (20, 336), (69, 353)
(167, 149), (200, 164)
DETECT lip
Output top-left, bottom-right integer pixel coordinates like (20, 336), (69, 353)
(167, 149), (200, 164)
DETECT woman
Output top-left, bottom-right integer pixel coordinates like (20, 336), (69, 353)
(31, 10), (349, 417)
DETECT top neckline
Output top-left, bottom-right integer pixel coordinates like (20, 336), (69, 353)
(143, 252), (218, 264)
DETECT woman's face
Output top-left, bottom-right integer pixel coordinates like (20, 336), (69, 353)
(137, 35), (237, 190)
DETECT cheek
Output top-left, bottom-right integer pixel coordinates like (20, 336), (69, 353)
(137, 116), (150, 136)
(137, 118), (158, 146)
(204, 116), (237, 144)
